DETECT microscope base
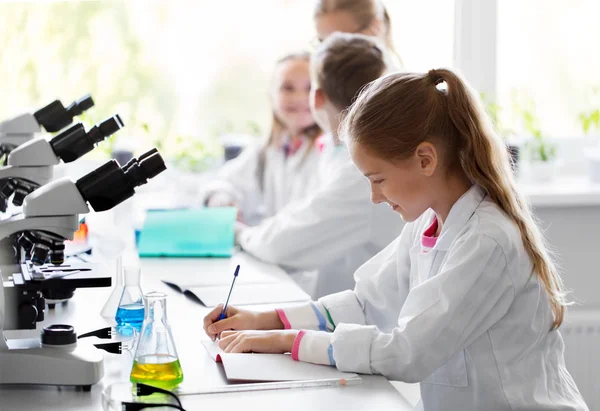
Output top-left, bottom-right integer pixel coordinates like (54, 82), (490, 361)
(0, 340), (104, 387)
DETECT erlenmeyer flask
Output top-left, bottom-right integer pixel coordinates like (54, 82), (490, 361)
(115, 265), (144, 332)
(101, 256), (125, 319)
(130, 292), (183, 390)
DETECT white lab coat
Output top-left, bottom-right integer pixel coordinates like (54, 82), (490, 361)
(201, 139), (321, 226)
(279, 185), (588, 411)
(238, 142), (405, 297)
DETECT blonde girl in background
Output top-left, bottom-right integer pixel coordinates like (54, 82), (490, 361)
(205, 68), (588, 410)
(203, 52), (322, 226)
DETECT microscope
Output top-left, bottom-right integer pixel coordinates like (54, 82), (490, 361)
(0, 94), (94, 164)
(0, 149), (166, 388)
(0, 115), (124, 214)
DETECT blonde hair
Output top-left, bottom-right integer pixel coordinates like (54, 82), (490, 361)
(314, 0), (402, 66)
(342, 68), (568, 329)
(312, 32), (387, 110)
(258, 52), (322, 189)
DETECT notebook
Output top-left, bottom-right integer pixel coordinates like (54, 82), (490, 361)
(138, 207), (237, 258)
(160, 251), (310, 306)
(159, 252), (284, 287)
(164, 282), (311, 307)
(201, 340), (358, 383)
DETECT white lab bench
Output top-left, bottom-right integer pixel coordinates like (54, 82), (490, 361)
(0, 254), (413, 411)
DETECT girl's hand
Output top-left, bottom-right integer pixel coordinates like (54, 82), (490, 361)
(206, 192), (244, 222)
(206, 192), (237, 208)
(218, 330), (298, 354)
(234, 221), (248, 244)
(203, 305), (284, 341)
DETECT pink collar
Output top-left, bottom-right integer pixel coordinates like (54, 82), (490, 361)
(422, 216), (439, 249)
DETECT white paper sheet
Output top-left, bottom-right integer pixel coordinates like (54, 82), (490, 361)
(160, 255), (283, 287)
(201, 340), (358, 382)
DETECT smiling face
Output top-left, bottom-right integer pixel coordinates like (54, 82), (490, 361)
(270, 58), (315, 135)
(349, 141), (438, 222)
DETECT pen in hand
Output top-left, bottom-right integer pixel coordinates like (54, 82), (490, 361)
(219, 264), (240, 322)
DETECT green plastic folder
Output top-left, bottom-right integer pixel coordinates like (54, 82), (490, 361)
(137, 207), (237, 258)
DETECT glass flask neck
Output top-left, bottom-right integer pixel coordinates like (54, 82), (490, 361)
(123, 265), (141, 287)
(115, 255), (124, 286)
(144, 292), (167, 322)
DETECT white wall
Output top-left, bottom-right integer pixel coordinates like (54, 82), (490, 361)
(534, 205), (600, 309)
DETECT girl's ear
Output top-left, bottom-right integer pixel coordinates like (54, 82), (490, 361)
(414, 142), (438, 177)
(366, 17), (383, 37)
(313, 88), (327, 110)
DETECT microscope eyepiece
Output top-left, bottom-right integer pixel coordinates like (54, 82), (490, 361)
(76, 148), (166, 212)
(139, 152), (166, 180)
(97, 114), (123, 137)
(33, 94), (95, 133)
(50, 115), (124, 163)
(122, 147), (159, 171)
(66, 94), (94, 117)
(138, 147), (159, 161)
(122, 152), (167, 187)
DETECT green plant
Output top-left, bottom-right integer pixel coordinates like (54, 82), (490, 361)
(580, 109), (600, 135)
(147, 125), (221, 173)
(526, 135), (556, 162)
(511, 90), (556, 162)
(481, 92), (501, 129)
(141, 122), (222, 173)
(480, 92), (515, 139)
(245, 120), (263, 138)
(578, 88), (600, 135)
(167, 136), (222, 173)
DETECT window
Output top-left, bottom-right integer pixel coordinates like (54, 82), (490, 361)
(497, 0), (600, 138)
(386, 0), (455, 71)
(0, 0), (454, 170)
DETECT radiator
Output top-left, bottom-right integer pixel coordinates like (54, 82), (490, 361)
(561, 310), (600, 410)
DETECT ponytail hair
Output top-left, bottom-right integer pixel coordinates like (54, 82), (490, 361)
(343, 68), (568, 329)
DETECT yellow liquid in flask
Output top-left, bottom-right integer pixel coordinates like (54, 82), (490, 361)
(130, 354), (184, 389)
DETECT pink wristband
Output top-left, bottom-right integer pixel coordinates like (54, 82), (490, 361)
(291, 330), (307, 361)
(276, 308), (292, 330)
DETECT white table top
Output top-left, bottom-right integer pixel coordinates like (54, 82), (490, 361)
(0, 254), (413, 411)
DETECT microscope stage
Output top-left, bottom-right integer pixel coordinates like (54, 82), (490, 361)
(13, 261), (112, 291)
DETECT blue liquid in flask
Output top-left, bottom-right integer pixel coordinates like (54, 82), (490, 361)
(115, 303), (145, 332)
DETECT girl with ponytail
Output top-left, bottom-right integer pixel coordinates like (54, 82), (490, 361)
(204, 68), (587, 410)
